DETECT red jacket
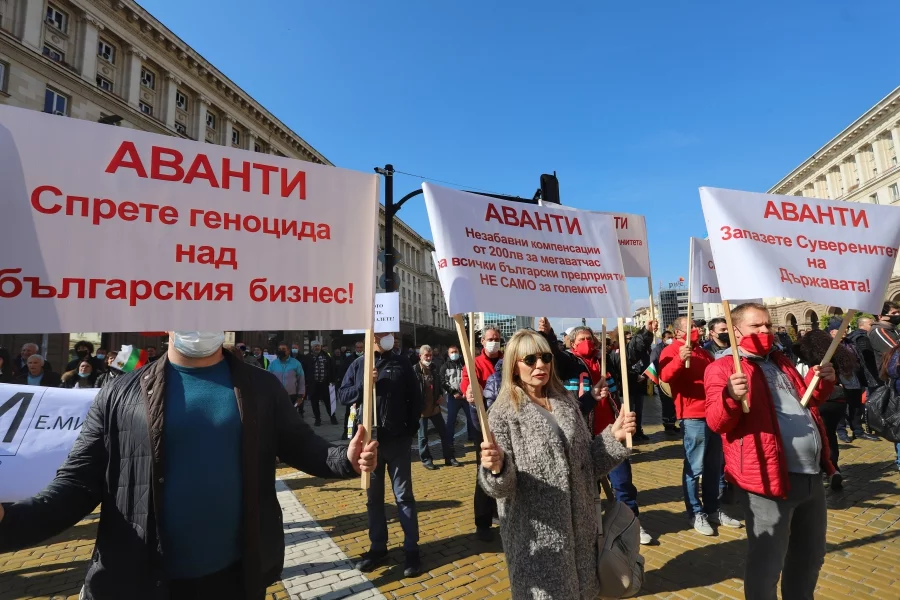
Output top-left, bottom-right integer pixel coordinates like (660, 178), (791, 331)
(461, 349), (502, 394)
(704, 352), (835, 498)
(659, 340), (712, 420)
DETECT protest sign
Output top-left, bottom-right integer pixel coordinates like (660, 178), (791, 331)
(424, 183), (630, 318)
(0, 384), (97, 502)
(699, 187), (900, 314)
(0, 105), (378, 333)
(343, 292), (400, 334)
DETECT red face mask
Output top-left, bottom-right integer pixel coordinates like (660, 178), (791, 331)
(689, 329), (700, 344)
(573, 339), (595, 359)
(739, 332), (775, 356)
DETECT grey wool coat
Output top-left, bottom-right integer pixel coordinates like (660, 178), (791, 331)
(479, 391), (630, 600)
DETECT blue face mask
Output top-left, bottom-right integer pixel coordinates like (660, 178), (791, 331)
(78, 372), (90, 378)
(291, 348), (299, 355)
(95, 354), (106, 361)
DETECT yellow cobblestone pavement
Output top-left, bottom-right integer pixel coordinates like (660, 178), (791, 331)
(2, 405), (899, 599)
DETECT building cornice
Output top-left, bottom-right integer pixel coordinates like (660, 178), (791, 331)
(769, 86), (900, 194)
(72, 0), (330, 165)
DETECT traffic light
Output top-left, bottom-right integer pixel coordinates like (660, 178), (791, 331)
(540, 173), (560, 204)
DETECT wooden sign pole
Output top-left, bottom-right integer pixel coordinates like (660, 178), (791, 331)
(800, 311), (852, 407)
(722, 301), (750, 414)
(360, 328), (376, 490)
(454, 314), (498, 473)
(685, 238), (694, 369)
(600, 319), (607, 378)
(616, 317), (633, 449)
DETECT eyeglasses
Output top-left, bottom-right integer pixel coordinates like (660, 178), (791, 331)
(519, 352), (553, 367)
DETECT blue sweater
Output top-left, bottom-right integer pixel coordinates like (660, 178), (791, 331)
(162, 360), (243, 578)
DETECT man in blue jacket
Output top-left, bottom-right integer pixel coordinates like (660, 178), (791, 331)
(339, 331), (423, 578)
(268, 341), (305, 413)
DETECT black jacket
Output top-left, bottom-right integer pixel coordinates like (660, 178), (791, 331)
(0, 350), (355, 600)
(13, 370), (61, 388)
(847, 329), (881, 388)
(624, 327), (654, 384)
(339, 352), (422, 438)
(868, 322), (899, 380)
(302, 352), (334, 387)
(438, 358), (465, 396)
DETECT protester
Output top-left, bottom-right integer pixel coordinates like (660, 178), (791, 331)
(145, 345), (159, 362)
(94, 352), (121, 389)
(648, 329), (678, 434)
(414, 345), (459, 469)
(775, 326), (793, 358)
(303, 340), (336, 426)
(462, 327), (503, 542)
(479, 329), (637, 599)
(880, 345), (900, 472)
(539, 319), (653, 545)
(661, 317), (742, 535)
(703, 317), (731, 359)
(250, 346), (269, 370)
(14, 342), (52, 376)
(0, 331), (377, 599)
(867, 300), (900, 368)
(625, 321), (657, 442)
(795, 329), (859, 491)
(848, 317), (882, 438)
(705, 302), (835, 600)
(15, 355), (61, 387)
(340, 331), (423, 577)
(268, 342), (305, 415)
(59, 359), (99, 389)
(440, 345), (474, 444)
(335, 343), (357, 440)
(0, 347), (12, 384)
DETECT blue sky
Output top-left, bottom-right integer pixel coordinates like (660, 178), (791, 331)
(141, 0), (900, 320)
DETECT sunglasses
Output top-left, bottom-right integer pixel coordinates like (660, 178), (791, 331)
(519, 352), (554, 367)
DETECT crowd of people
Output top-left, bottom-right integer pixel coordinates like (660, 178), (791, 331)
(1, 300), (899, 599)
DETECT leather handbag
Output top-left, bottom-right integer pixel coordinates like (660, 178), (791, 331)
(595, 477), (645, 598)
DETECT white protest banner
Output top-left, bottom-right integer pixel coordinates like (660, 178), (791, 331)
(539, 202), (650, 278)
(343, 292), (400, 334)
(0, 383), (97, 502)
(699, 187), (900, 314)
(690, 237), (723, 303)
(424, 183), (630, 318)
(0, 105), (378, 333)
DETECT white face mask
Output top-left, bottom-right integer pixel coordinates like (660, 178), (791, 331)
(422, 360), (432, 367)
(449, 353), (460, 361)
(485, 341), (501, 354)
(664, 338), (673, 345)
(378, 335), (395, 352)
(173, 331), (225, 358)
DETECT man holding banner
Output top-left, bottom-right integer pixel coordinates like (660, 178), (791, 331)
(0, 332), (378, 600)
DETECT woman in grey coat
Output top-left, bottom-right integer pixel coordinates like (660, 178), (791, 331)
(480, 329), (636, 599)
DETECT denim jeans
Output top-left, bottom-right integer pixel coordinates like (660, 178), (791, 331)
(367, 434), (419, 553)
(682, 418), (722, 517)
(445, 393), (475, 441)
(418, 412), (454, 463)
(607, 458), (639, 517)
(739, 473), (826, 600)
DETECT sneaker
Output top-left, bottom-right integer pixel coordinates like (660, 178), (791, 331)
(403, 550), (422, 578)
(837, 430), (851, 443)
(354, 549), (388, 572)
(859, 432), (880, 441)
(664, 424), (680, 435)
(634, 432), (651, 443)
(830, 472), (844, 491)
(476, 527), (494, 542)
(422, 461), (438, 471)
(693, 513), (714, 536)
(710, 510), (742, 529)
(639, 527), (652, 545)
(445, 458), (462, 467)
(330, 415), (339, 425)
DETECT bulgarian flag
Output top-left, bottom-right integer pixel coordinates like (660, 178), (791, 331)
(643, 362), (660, 385)
(112, 345), (148, 373)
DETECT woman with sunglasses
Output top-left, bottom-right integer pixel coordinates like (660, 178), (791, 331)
(479, 329), (637, 599)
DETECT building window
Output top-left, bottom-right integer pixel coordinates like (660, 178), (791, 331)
(206, 112), (216, 130)
(45, 4), (67, 32)
(138, 101), (153, 116)
(96, 75), (113, 92)
(140, 67), (155, 90)
(0, 61), (7, 93)
(42, 44), (64, 63)
(870, 192), (880, 204)
(175, 90), (188, 110)
(43, 87), (68, 116)
(891, 183), (900, 202)
(889, 136), (898, 167)
(97, 40), (115, 64)
(232, 129), (240, 146)
(254, 142), (262, 153)
(174, 122), (187, 135)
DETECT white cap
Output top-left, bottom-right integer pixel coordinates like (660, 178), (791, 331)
(565, 327), (576, 337)
(311, 339), (322, 347)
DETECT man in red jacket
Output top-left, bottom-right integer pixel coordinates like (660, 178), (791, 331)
(660, 317), (742, 536)
(462, 326), (502, 541)
(704, 303), (835, 600)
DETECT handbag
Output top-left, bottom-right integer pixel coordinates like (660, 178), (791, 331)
(865, 382), (900, 443)
(595, 477), (645, 598)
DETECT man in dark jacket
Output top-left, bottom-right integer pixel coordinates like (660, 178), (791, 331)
(14, 354), (61, 387)
(0, 332), (377, 600)
(339, 331), (423, 578)
(303, 340), (336, 426)
(414, 345), (459, 469)
(847, 318), (882, 439)
(14, 342), (53, 376)
(439, 346), (474, 444)
(65, 340), (105, 374)
(649, 330), (678, 433)
(867, 301), (900, 374)
(624, 321), (658, 442)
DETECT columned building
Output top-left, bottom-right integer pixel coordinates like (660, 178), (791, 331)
(763, 85), (900, 333)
